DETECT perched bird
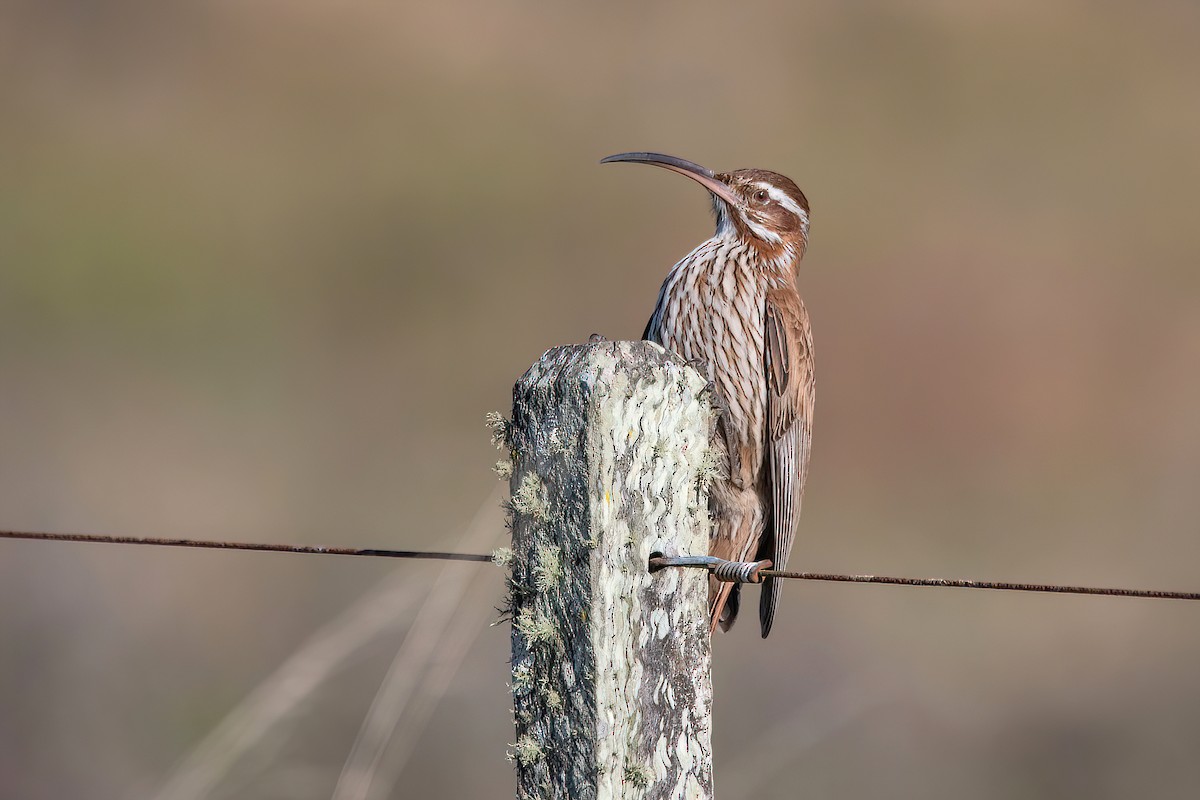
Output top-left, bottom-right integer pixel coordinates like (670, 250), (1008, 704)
(601, 152), (815, 638)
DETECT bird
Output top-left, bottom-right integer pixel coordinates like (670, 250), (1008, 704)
(601, 152), (815, 638)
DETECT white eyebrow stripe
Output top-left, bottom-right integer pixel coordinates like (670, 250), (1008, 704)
(758, 182), (809, 221)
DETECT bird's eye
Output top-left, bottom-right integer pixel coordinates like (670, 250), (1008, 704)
(754, 189), (769, 203)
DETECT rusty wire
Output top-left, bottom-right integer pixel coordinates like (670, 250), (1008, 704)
(0, 529), (492, 562)
(760, 568), (1200, 600)
(4, 529), (1200, 601)
(648, 554), (1200, 601)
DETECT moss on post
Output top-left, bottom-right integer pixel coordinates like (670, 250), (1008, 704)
(506, 340), (716, 800)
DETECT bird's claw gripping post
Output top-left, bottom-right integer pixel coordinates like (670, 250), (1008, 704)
(648, 554), (773, 584)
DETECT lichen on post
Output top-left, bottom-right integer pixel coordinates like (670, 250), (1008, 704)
(504, 340), (716, 800)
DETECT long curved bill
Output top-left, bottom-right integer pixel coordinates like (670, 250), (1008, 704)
(600, 151), (740, 208)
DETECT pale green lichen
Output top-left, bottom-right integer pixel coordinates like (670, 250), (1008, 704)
(532, 544), (562, 592)
(486, 411), (511, 450)
(493, 458), (514, 479)
(624, 764), (653, 788)
(511, 662), (534, 693)
(543, 685), (563, 710)
(513, 610), (556, 645)
(492, 546), (514, 567)
(510, 473), (548, 520)
(510, 734), (543, 766)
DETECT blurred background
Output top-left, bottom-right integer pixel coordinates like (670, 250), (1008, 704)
(2, 0), (1200, 798)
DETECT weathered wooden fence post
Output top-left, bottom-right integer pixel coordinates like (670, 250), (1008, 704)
(500, 340), (717, 800)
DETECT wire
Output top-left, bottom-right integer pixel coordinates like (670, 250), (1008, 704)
(0, 529), (493, 562)
(648, 555), (1200, 601)
(5, 529), (1199, 602)
(759, 568), (1200, 600)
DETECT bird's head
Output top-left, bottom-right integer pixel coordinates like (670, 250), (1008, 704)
(601, 152), (810, 263)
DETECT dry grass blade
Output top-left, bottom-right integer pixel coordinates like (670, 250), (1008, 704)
(152, 485), (504, 800)
(151, 577), (424, 800)
(361, 555), (503, 799)
(331, 490), (504, 800)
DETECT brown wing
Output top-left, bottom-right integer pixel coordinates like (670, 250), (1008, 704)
(759, 289), (815, 637)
